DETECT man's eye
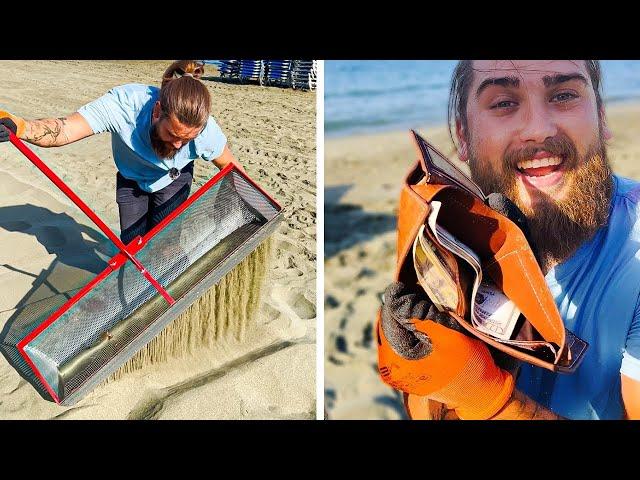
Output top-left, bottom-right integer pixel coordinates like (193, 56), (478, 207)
(490, 100), (517, 109)
(551, 92), (578, 103)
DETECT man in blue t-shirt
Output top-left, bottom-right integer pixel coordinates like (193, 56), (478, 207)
(378, 60), (640, 419)
(0, 60), (239, 244)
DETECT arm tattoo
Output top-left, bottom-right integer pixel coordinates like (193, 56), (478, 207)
(23, 117), (70, 146)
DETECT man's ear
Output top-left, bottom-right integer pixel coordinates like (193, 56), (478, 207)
(152, 101), (162, 121)
(456, 120), (469, 162)
(599, 105), (613, 141)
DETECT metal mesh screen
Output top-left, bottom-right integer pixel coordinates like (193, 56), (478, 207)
(5, 169), (279, 403)
(0, 293), (75, 399)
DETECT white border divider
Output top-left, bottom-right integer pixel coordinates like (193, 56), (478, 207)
(316, 60), (325, 420)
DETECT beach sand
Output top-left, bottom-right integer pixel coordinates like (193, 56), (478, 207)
(0, 60), (316, 419)
(324, 102), (640, 419)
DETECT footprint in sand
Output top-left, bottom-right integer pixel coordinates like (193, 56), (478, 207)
(272, 287), (316, 320)
(325, 295), (340, 309)
(261, 301), (283, 322)
(288, 292), (315, 319)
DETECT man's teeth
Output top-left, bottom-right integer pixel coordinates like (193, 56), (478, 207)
(517, 157), (562, 170)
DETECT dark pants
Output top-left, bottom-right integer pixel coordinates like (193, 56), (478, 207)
(116, 162), (194, 244)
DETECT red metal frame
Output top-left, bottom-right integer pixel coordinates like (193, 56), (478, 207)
(12, 157), (281, 403)
(8, 132), (175, 306)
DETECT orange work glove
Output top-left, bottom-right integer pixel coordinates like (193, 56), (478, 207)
(377, 281), (515, 420)
(0, 110), (26, 141)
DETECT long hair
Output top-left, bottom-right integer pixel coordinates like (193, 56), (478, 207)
(159, 60), (210, 128)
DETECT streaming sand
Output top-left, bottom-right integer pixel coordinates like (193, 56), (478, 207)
(0, 60), (316, 419)
(324, 102), (640, 419)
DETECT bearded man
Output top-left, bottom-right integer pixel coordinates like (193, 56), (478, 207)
(378, 60), (640, 420)
(0, 60), (238, 245)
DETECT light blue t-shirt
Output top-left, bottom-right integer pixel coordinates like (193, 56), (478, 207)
(78, 83), (226, 193)
(516, 175), (640, 419)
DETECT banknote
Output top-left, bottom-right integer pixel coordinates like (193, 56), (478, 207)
(473, 282), (521, 340)
(412, 224), (459, 312)
(425, 201), (521, 341)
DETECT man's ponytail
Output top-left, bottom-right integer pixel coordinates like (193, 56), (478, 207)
(159, 60), (210, 128)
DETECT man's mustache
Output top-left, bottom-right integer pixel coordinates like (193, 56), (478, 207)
(502, 135), (579, 170)
(150, 123), (178, 159)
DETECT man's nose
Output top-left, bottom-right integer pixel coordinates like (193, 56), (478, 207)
(171, 140), (183, 149)
(518, 101), (557, 144)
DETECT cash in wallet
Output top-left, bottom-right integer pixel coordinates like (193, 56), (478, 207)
(395, 130), (588, 373)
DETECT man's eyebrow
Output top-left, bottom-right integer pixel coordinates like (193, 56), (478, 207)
(542, 73), (588, 88)
(475, 76), (520, 97)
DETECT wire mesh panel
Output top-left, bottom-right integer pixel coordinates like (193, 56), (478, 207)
(0, 293), (76, 399)
(2, 166), (281, 404)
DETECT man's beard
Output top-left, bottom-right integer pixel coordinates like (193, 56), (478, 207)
(150, 122), (179, 159)
(468, 133), (613, 271)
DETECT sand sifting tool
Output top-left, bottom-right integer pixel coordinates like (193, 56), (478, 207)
(1, 132), (283, 405)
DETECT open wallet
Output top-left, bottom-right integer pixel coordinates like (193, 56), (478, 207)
(395, 130), (588, 373)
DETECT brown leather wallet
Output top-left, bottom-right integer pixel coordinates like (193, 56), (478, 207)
(395, 130), (588, 373)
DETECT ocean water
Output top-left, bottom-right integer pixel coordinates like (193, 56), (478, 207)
(325, 60), (640, 138)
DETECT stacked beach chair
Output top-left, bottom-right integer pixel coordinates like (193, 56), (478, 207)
(213, 60), (316, 91)
(291, 60), (317, 91)
(265, 60), (293, 88)
(217, 60), (240, 79)
(238, 60), (265, 84)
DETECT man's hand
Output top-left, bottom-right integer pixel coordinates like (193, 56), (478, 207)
(378, 281), (515, 419)
(380, 281), (464, 359)
(0, 110), (26, 142)
(0, 120), (15, 142)
(213, 144), (238, 169)
(378, 193), (560, 420)
(213, 145), (250, 177)
(378, 192), (540, 420)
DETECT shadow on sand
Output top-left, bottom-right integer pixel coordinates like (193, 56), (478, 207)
(325, 185), (397, 258)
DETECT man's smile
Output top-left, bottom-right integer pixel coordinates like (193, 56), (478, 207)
(514, 151), (567, 189)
